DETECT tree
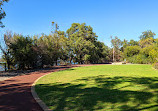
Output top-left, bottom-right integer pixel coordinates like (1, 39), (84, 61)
(139, 30), (156, 40)
(66, 23), (96, 64)
(149, 48), (158, 63)
(0, 0), (9, 28)
(128, 39), (139, 46)
(67, 23), (98, 43)
(111, 36), (122, 62)
(121, 30), (158, 64)
(124, 46), (141, 58)
(58, 31), (69, 64)
(32, 22), (68, 67)
(68, 35), (94, 64)
(66, 23), (109, 64)
(34, 34), (62, 67)
(89, 41), (110, 63)
(9, 34), (36, 69)
(138, 30), (156, 48)
(0, 22), (111, 70)
(0, 31), (14, 70)
(141, 44), (158, 63)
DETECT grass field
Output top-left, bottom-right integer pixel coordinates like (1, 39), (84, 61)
(35, 65), (158, 111)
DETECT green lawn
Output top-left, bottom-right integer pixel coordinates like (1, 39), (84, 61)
(35, 65), (158, 111)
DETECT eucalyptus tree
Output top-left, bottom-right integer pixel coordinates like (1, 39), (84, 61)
(66, 23), (96, 63)
(139, 30), (156, 48)
(111, 36), (122, 62)
(67, 23), (109, 64)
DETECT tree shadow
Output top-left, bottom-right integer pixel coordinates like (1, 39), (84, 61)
(0, 65), (79, 111)
(36, 75), (158, 111)
(0, 82), (43, 111)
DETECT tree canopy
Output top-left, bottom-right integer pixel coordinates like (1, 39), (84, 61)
(0, 22), (110, 70)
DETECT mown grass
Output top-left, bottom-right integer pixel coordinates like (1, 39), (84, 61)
(35, 65), (158, 111)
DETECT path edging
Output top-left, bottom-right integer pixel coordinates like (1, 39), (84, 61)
(31, 72), (52, 111)
(31, 65), (88, 111)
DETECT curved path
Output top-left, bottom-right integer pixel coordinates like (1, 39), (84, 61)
(0, 65), (79, 111)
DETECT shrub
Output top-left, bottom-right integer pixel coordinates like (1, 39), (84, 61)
(152, 62), (158, 69)
(124, 46), (141, 57)
(127, 54), (149, 64)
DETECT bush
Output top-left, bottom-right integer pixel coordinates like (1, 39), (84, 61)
(124, 46), (141, 57)
(152, 62), (158, 69)
(127, 54), (150, 64)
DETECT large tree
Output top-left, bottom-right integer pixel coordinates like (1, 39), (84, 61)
(66, 23), (109, 64)
(67, 23), (98, 43)
(9, 34), (36, 69)
(111, 36), (122, 62)
(0, 31), (14, 70)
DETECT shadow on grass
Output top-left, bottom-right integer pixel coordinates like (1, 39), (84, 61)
(36, 76), (158, 111)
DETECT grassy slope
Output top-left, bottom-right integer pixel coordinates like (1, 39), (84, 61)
(35, 65), (158, 111)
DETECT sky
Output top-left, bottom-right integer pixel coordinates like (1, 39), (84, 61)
(1, 0), (158, 48)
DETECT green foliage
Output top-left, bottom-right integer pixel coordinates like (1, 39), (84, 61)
(127, 54), (149, 64)
(121, 30), (158, 64)
(0, 22), (110, 70)
(149, 48), (158, 63)
(111, 36), (122, 61)
(125, 44), (158, 64)
(34, 33), (66, 67)
(139, 30), (156, 40)
(128, 39), (139, 46)
(124, 46), (141, 57)
(139, 37), (154, 48)
(9, 34), (36, 69)
(111, 36), (122, 49)
(83, 54), (91, 64)
(67, 23), (109, 64)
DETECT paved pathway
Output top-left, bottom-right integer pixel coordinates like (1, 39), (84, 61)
(0, 66), (75, 111)
(0, 64), (106, 111)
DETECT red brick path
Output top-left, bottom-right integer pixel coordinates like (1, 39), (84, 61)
(0, 66), (75, 111)
(0, 64), (104, 111)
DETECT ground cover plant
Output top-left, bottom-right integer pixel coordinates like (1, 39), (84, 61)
(35, 65), (158, 110)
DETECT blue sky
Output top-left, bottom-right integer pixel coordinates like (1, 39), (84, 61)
(1, 0), (158, 47)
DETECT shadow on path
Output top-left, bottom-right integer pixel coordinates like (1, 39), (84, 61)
(0, 65), (77, 111)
